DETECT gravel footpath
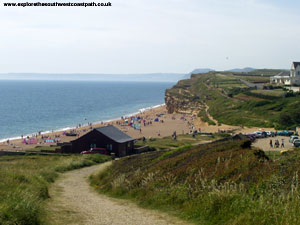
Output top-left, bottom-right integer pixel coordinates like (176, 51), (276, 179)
(253, 136), (294, 152)
(46, 162), (190, 225)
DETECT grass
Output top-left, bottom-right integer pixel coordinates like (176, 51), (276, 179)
(251, 89), (285, 97)
(197, 110), (216, 125)
(0, 154), (110, 225)
(91, 138), (300, 225)
(135, 134), (218, 150)
(25, 146), (60, 152)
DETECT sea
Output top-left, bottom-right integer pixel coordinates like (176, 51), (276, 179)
(0, 80), (174, 142)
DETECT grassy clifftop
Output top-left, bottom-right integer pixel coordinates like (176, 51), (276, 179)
(165, 72), (300, 129)
(91, 138), (300, 224)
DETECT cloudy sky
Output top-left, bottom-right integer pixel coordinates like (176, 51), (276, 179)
(0, 0), (300, 73)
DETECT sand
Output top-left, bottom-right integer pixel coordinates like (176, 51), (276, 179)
(0, 105), (280, 152)
(0, 105), (193, 151)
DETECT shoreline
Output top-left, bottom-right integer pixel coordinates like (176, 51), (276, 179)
(1, 104), (176, 151)
(0, 102), (277, 152)
(0, 103), (165, 144)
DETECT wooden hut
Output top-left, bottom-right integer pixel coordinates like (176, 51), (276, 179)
(62, 125), (135, 157)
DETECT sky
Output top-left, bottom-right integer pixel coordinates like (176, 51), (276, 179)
(0, 0), (300, 74)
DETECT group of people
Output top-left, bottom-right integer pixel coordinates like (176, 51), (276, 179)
(270, 139), (284, 148)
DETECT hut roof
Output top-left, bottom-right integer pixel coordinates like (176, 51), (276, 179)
(95, 125), (135, 143)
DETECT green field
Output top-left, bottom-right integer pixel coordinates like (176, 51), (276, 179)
(91, 138), (300, 225)
(25, 145), (60, 152)
(0, 154), (110, 225)
(135, 133), (228, 150)
(251, 89), (285, 97)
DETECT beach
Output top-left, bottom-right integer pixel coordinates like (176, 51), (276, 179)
(0, 104), (278, 152)
(0, 105), (189, 151)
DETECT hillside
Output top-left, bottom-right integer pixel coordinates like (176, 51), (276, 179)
(165, 71), (300, 129)
(91, 137), (300, 224)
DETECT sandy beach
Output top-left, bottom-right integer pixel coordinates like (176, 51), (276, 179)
(0, 105), (278, 152)
(0, 105), (189, 151)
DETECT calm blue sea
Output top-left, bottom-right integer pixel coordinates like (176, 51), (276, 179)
(0, 80), (174, 141)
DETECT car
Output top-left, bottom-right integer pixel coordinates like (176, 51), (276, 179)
(254, 131), (267, 138)
(294, 140), (300, 147)
(266, 131), (275, 137)
(80, 148), (109, 155)
(289, 136), (299, 143)
(245, 133), (256, 141)
(276, 131), (294, 136)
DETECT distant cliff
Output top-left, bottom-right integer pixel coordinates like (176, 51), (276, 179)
(164, 75), (204, 114)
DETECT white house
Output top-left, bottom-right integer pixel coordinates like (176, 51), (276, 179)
(290, 62), (300, 85)
(270, 62), (300, 85)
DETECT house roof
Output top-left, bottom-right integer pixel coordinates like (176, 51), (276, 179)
(95, 125), (135, 143)
(293, 62), (300, 69)
(275, 71), (290, 77)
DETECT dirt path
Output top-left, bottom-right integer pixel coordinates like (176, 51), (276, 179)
(46, 162), (190, 225)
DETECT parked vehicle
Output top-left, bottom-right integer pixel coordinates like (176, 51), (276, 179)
(276, 131), (294, 136)
(294, 139), (300, 147)
(245, 133), (256, 141)
(289, 136), (299, 143)
(266, 131), (275, 137)
(80, 148), (109, 155)
(254, 131), (267, 138)
(294, 140), (300, 147)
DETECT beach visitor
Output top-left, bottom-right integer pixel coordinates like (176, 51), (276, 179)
(275, 140), (279, 148)
(281, 139), (285, 148)
(269, 139), (273, 148)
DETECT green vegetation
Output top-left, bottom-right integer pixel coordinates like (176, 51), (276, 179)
(166, 72), (300, 129)
(25, 145), (60, 152)
(251, 89), (285, 97)
(135, 134), (216, 150)
(197, 110), (216, 125)
(0, 154), (110, 225)
(91, 138), (300, 225)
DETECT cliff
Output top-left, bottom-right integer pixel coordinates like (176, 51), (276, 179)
(164, 77), (204, 114)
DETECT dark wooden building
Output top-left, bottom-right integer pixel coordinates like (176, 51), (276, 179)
(62, 125), (135, 157)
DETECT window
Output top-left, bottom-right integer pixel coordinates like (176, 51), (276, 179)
(106, 144), (112, 151)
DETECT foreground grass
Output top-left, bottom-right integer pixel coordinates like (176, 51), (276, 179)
(91, 138), (300, 225)
(0, 154), (110, 225)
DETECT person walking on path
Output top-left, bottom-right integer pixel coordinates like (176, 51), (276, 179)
(275, 140), (280, 148)
(281, 139), (285, 148)
(269, 139), (273, 148)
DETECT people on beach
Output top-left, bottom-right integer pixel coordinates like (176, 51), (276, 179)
(172, 131), (177, 140)
(269, 139), (273, 148)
